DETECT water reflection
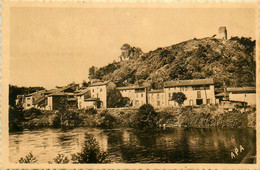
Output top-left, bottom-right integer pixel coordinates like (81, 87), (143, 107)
(9, 127), (256, 163)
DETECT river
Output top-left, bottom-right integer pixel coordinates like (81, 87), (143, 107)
(9, 127), (256, 163)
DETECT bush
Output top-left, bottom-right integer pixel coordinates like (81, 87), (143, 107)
(52, 154), (70, 164)
(85, 107), (97, 115)
(23, 108), (42, 118)
(18, 152), (38, 164)
(58, 110), (82, 129)
(135, 104), (158, 131)
(71, 133), (110, 163)
(96, 110), (117, 128)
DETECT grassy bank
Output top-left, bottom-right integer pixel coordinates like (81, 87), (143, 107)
(9, 105), (256, 132)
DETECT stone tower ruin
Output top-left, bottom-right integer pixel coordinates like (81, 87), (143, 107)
(218, 26), (227, 40)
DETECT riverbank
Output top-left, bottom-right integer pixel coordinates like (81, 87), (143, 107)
(9, 105), (256, 131)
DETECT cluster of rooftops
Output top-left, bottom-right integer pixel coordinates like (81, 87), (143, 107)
(15, 78), (256, 110)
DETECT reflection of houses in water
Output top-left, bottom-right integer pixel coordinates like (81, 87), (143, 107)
(93, 132), (108, 152)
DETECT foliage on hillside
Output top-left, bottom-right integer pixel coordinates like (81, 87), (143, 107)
(89, 37), (255, 89)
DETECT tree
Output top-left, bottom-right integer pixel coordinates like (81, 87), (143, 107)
(135, 104), (158, 131)
(82, 80), (89, 87)
(107, 89), (129, 108)
(88, 66), (98, 80)
(171, 92), (187, 106)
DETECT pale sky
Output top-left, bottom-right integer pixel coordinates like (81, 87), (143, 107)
(10, 7), (255, 89)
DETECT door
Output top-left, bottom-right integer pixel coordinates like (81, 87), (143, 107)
(196, 99), (203, 105)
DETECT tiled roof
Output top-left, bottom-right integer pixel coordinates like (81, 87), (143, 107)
(67, 98), (77, 101)
(117, 85), (149, 90)
(49, 92), (75, 96)
(215, 92), (229, 97)
(164, 79), (214, 87)
(25, 90), (46, 97)
(48, 91), (66, 96)
(33, 96), (46, 105)
(75, 89), (90, 96)
(85, 97), (100, 101)
(16, 95), (24, 100)
(89, 81), (110, 87)
(227, 87), (256, 93)
(149, 89), (164, 93)
(47, 86), (75, 96)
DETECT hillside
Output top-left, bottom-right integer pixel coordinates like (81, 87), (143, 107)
(89, 37), (256, 90)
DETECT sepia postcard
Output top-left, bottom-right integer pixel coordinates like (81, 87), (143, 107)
(1, 0), (259, 169)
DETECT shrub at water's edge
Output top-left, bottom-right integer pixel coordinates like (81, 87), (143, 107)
(10, 105), (256, 130)
(134, 104), (158, 131)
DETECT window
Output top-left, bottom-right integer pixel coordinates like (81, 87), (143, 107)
(169, 93), (171, 99)
(207, 99), (210, 104)
(197, 91), (201, 98)
(135, 100), (139, 106)
(141, 94), (143, 98)
(157, 101), (160, 106)
(189, 99), (193, 106)
(100, 88), (102, 92)
(27, 98), (31, 100)
(92, 89), (94, 92)
(27, 104), (31, 107)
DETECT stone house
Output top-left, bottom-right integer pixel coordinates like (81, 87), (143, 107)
(89, 81), (116, 108)
(117, 85), (149, 108)
(148, 89), (165, 108)
(227, 87), (256, 106)
(45, 87), (77, 110)
(164, 79), (216, 107)
(23, 90), (46, 110)
(75, 88), (101, 109)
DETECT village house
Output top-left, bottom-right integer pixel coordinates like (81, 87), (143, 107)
(23, 90), (46, 110)
(117, 85), (149, 108)
(148, 89), (165, 108)
(164, 79), (216, 107)
(15, 95), (25, 107)
(75, 88), (101, 109)
(227, 87), (256, 106)
(89, 81), (116, 108)
(45, 86), (77, 110)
